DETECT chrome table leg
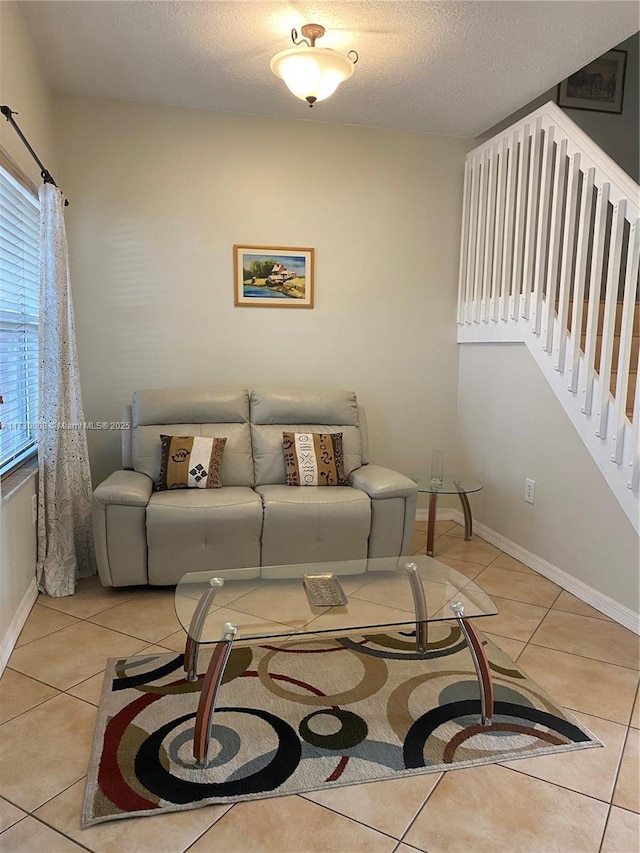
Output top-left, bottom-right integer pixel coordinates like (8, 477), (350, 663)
(451, 601), (493, 726)
(184, 577), (224, 683)
(405, 562), (428, 653)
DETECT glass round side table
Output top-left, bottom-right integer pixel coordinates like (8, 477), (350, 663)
(410, 474), (483, 557)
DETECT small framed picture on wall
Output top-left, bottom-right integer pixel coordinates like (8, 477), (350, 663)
(234, 245), (314, 308)
(557, 49), (627, 114)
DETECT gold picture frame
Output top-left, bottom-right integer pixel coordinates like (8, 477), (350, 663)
(234, 244), (315, 308)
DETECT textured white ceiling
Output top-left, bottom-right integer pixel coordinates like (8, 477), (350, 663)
(17, 0), (639, 137)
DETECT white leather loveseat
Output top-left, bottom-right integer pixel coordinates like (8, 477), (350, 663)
(92, 387), (418, 587)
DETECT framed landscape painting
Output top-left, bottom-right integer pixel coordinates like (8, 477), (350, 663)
(557, 49), (627, 114)
(234, 245), (314, 308)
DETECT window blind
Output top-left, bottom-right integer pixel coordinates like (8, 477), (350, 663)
(0, 167), (40, 475)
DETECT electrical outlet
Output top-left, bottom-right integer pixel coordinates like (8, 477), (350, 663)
(524, 478), (536, 504)
(31, 493), (37, 524)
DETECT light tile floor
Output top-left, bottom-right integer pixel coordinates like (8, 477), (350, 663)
(0, 521), (638, 853)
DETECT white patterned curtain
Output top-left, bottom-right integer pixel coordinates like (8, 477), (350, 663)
(36, 183), (96, 596)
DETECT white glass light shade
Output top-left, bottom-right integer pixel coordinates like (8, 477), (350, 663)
(270, 47), (355, 103)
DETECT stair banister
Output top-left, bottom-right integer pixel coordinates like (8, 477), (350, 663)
(458, 100), (640, 531)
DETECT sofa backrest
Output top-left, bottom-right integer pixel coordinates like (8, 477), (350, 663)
(131, 387), (254, 486)
(250, 388), (363, 485)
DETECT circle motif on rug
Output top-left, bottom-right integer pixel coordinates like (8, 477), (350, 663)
(167, 723), (242, 768)
(338, 631), (467, 661)
(257, 642), (388, 706)
(299, 709), (368, 750)
(134, 707), (301, 802)
(402, 699), (592, 769)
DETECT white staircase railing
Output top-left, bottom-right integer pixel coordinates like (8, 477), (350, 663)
(457, 101), (640, 531)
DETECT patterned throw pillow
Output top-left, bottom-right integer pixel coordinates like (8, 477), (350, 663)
(283, 432), (347, 486)
(155, 435), (227, 491)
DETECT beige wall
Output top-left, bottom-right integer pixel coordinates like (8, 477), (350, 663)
(480, 32), (639, 182)
(0, 2), (55, 654)
(0, 2), (56, 180)
(1, 478), (37, 659)
(53, 95), (469, 488)
(457, 343), (639, 612)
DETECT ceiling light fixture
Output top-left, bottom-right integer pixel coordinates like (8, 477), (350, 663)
(270, 24), (358, 108)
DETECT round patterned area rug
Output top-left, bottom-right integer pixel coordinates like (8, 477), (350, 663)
(82, 627), (602, 826)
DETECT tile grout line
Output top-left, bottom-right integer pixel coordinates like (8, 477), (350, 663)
(294, 792), (407, 844)
(27, 812), (93, 852)
(524, 639), (640, 672)
(607, 722), (634, 807)
(0, 675), (62, 727)
(396, 770), (447, 849)
(597, 721), (634, 853)
(35, 588), (148, 620)
(563, 704), (638, 729)
(181, 804), (236, 853)
(3, 527), (636, 848)
(0, 771), (86, 836)
(482, 564), (637, 834)
(496, 758), (626, 808)
(502, 572), (636, 831)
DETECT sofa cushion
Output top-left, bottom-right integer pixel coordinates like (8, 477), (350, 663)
(251, 389), (362, 485)
(249, 389), (360, 487)
(132, 388), (253, 486)
(256, 484), (371, 566)
(253, 424), (361, 486)
(135, 387), (250, 426)
(155, 435), (226, 490)
(146, 487), (263, 584)
(283, 432), (347, 486)
(251, 388), (360, 426)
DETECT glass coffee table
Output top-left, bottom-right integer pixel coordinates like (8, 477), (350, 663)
(175, 555), (497, 767)
(410, 474), (483, 557)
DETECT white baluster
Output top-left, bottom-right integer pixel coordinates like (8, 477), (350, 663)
(612, 219), (639, 464)
(473, 148), (489, 323)
(581, 181), (610, 416)
(465, 158), (480, 324)
(568, 166), (596, 393)
(522, 118), (542, 320)
(629, 370), (640, 492)
(596, 199), (626, 438)
(555, 152), (581, 372)
(543, 137), (568, 351)
(491, 137), (508, 321)
(481, 147), (497, 323)
(457, 159), (471, 325)
(473, 150), (489, 323)
(500, 132), (518, 320)
(532, 126), (555, 335)
(511, 125), (530, 319)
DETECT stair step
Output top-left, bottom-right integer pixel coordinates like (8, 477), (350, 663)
(588, 333), (640, 368)
(609, 372), (637, 418)
(566, 301), (640, 336)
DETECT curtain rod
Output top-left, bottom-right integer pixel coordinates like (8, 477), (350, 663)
(0, 105), (69, 206)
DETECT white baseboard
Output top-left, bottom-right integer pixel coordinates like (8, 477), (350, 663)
(416, 508), (639, 635)
(0, 577), (38, 675)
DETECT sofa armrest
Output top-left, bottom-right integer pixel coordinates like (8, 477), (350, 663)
(349, 465), (417, 557)
(93, 470), (153, 507)
(348, 465), (417, 499)
(92, 471), (153, 587)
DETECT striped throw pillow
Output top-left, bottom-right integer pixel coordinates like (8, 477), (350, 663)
(283, 432), (347, 486)
(155, 435), (227, 490)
